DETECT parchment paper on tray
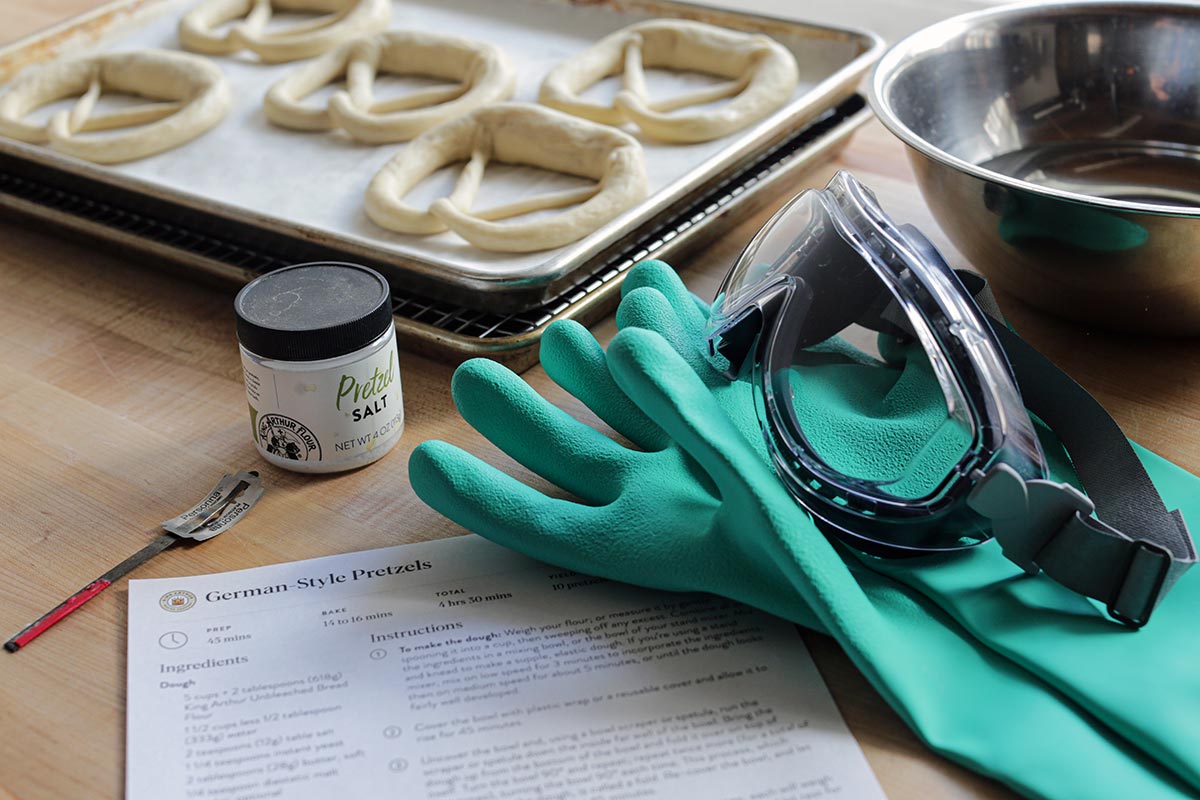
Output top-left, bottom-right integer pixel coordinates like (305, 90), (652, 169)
(0, 0), (878, 310)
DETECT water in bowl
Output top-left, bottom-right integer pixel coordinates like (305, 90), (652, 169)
(979, 140), (1200, 210)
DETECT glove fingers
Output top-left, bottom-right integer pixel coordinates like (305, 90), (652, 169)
(452, 358), (627, 505)
(624, 260), (709, 331)
(607, 328), (776, 504)
(409, 441), (608, 572)
(616, 284), (679, 334)
(618, 287), (720, 385)
(540, 320), (666, 451)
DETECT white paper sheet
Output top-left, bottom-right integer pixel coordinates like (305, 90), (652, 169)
(126, 534), (884, 800)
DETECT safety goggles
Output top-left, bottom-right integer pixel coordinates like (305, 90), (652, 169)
(705, 171), (1194, 627)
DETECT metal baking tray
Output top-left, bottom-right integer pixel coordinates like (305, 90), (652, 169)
(0, 0), (882, 313)
(0, 95), (870, 370)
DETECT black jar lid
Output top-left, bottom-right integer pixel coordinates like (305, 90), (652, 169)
(235, 262), (392, 362)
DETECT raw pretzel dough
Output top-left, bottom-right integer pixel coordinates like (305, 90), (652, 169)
(539, 19), (799, 143)
(179, 0), (390, 63)
(264, 32), (515, 143)
(365, 103), (648, 253)
(0, 50), (231, 165)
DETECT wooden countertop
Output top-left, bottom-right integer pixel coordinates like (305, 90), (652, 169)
(2, 3), (1198, 799)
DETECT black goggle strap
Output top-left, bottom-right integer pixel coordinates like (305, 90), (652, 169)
(957, 273), (1195, 629)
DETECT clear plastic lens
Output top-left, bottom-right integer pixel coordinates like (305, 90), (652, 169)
(769, 336), (974, 501)
(761, 208), (976, 501)
(708, 170), (1043, 548)
(710, 191), (820, 322)
(716, 173), (978, 503)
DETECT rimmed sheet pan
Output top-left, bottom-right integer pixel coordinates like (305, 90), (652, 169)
(0, 96), (871, 369)
(0, 0), (882, 312)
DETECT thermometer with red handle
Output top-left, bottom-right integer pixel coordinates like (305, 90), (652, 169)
(5, 471), (262, 653)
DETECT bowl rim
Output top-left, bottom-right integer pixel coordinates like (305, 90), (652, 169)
(867, 0), (1200, 218)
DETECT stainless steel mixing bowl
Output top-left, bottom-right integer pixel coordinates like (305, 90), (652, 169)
(869, 1), (1200, 334)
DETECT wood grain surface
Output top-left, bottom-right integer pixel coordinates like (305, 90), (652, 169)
(2, 3), (1197, 800)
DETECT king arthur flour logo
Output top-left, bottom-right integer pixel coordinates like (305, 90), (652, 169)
(257, 413), (321, 462)
(160, 590), (197, 613)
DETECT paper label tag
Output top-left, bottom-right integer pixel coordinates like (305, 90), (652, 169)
(186, 478), (264, 542)
(161, 471), (263, 541)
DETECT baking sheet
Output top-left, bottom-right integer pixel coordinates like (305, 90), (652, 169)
(0, 94), (871, 370)
(0, 0), (877, 301)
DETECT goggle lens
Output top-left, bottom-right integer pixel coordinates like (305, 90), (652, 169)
(710, 178), (978, 505)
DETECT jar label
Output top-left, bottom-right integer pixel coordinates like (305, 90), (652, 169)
(241, 337), (404, 467)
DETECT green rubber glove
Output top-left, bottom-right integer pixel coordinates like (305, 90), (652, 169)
(860, 440), (1200, 793)
(617, 261), (1200, 794)
(620, 261), (1200, 792)
(410, 299), (1192, 798)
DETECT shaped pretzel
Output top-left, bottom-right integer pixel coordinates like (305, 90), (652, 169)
(539, 19), (799, 143)
(366, 103), (648, 253)
(264, 32), (515, 144)
(179, 0), (390, 63)
(0, 50), (231, 164)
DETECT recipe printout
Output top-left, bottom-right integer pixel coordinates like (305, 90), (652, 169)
(127, 534), (884, 800)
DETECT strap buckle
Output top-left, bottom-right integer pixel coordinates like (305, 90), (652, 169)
(968, 465), (1094, 575)
(1107, 540), (1172, 629)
